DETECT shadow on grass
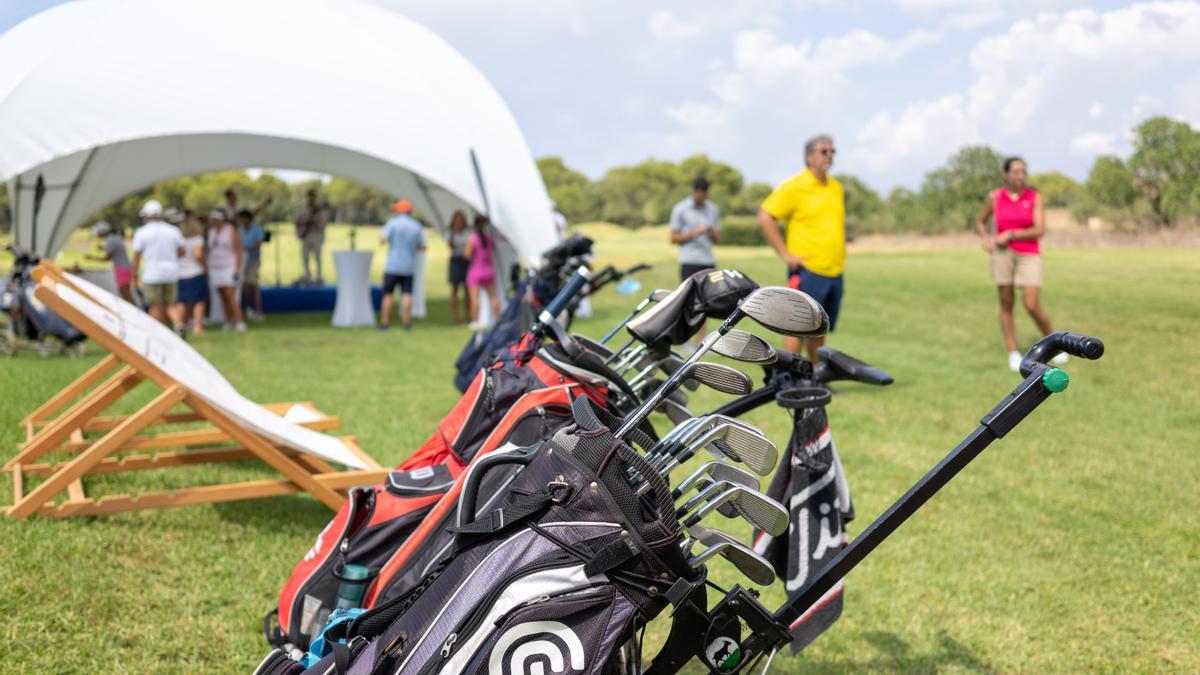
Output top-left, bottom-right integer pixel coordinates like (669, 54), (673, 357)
(801, 631), (996, 674)
(211, 494), (335, 534)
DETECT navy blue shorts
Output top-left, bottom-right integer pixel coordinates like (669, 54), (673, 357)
(680, 263), (714, 282)
(177, 274), (209, 305)
(382, 273), (414, 295)
(788, 267), (843, 331)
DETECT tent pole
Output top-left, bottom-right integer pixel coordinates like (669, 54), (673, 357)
(469, 148), (491, 218)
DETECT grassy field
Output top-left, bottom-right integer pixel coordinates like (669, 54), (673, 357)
(1, 224), (1197, 673)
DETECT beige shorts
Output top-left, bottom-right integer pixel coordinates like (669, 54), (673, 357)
(141, 282), (177, 306)
(243, 257), (261, 284)
(991, 248), (1042, 287)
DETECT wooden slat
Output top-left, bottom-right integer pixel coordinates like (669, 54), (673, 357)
(20, 354), (120, 426)
(66, 479), (86, 503)
(11, 465), (22, 502)
(7, 386), (185, 519)
(340, 436), (384, 471)
(5, 366), (142, 469)
(30, 469), (390, 518)
(69, 406), (340, 434)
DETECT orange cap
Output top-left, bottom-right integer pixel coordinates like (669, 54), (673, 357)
(391, 199), (413, 214)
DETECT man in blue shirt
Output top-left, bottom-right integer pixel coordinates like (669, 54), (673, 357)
(237, 209), (268, 321)
(378, 199), (427, 331)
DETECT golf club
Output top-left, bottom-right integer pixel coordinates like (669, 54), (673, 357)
(682, 361), (753, 396)
(710, 329), (778, 365)
(614, 286), (827, 439)
(687, 541), (777, 586)
(601, 288), (672, 344)
(671, 461), (760, 501)
(678, 485), (790, 537)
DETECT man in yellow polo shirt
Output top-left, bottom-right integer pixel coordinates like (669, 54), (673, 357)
(756, 134), (845, 361)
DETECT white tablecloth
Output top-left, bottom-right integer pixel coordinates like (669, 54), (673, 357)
(332, 250), (375, 327)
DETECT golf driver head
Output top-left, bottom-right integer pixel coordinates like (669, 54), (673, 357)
(683, 361), (753, 395)
(737, 286), (829, 338)
(711, 329), (778, 365)
(674, 461), (761, 500)
(683, 485), (790, 536)
(689, 541), (777, 586)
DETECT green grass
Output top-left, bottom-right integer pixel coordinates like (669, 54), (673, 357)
(2, 224), (1197, 673)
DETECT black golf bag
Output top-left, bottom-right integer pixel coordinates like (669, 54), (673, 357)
(454, 275), (537, 392)
(2, 246), (85, 354)
(256, 396), (705, 675)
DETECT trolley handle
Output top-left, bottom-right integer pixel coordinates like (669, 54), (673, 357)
(1020, 331), (1105, 377)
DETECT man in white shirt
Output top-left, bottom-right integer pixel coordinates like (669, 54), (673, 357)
(130, 200), (185, 329)
(669, 177), (720, 282)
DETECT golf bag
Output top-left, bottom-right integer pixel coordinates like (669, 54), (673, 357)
(270, 347), (628, 651)
(2, 246), (85, 351)
(453, 275), (537, 392)
(257, 396), (703, 675)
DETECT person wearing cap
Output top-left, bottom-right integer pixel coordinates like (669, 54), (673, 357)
(86, 221), (135, 304)
(757, 134), (845, 363)
(206, 208), (246, 332)
(130, 200), (186, 329)
(378, 199), (426, 331)
(294, 189), (328, 286)
(669, 177), (721, 282)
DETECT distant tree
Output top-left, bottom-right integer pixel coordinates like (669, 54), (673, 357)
(1029, 171), (1083, 208)
(1085, 156), (1137, 211)
(594, 159), (683, 226)
(678, 154), (744, 214)
(0, 184), (10, 233)
(325, 177), (394, 225)
(730, 182), (773, 215)
(835, 174), (884, 224)
(887, 187), (924, 232)
(920, 145), (1006, 230)
(537, 157), (599, 223)
(1129, 116), (1200, 224)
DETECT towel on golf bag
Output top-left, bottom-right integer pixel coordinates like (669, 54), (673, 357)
(626, 268), (758, 350)
(265, 396), (699, 675)
(752, 404), (854, 653)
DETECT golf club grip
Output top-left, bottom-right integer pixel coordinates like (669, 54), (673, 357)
(543, 267), (591, 319)
(1054, 331), (1105, 359)
(1020, 331), (1104, 376)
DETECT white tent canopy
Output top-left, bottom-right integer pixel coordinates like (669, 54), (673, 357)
(0, 0), (556, 263)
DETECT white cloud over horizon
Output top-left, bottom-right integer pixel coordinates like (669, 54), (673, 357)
(3, 0), (1198, 192)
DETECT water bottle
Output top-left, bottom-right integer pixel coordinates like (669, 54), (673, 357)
(334, 563), (370, 610)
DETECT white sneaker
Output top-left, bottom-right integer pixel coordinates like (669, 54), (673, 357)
(1050, 352), (1069, 366)
(1007, 351), (1022, 372)
(467, 321), (482, 331)
(221, 323), (233, 332)
(234, 322), (247, 332)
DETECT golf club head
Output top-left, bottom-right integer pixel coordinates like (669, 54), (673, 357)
(660, 353), (700, 391)
(683, 485), (790, 536)
(683, 361), (753, 395)
(737, 286), (829, 338)
(651, 288), (673, 302)
(656, 398), (693, 425)
(711, 329), (778, 365)
(688, 541), (777, 586)
(689, 423), (778, 476)
(673, 461), (760, 500)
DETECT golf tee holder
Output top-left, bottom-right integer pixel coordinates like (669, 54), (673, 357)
(720, 331), (1104, 673)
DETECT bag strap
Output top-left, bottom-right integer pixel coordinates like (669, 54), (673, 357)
(643, 581), (711, 675)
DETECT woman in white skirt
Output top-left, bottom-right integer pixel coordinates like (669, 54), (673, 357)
(206, 209), (245, 331)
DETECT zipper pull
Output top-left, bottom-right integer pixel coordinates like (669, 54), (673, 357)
(526, 594), (551, 606)
(340, 539), (349, 553)
(440, 632), (458, 658)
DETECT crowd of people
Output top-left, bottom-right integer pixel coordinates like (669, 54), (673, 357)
(87, 143), (1061, 369)
(91, 190), (269, 336)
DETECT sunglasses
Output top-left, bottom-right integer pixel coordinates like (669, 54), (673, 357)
(819, 148), (836, 156)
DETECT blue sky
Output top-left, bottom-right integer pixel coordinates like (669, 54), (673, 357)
(4, 0), (1199, 191)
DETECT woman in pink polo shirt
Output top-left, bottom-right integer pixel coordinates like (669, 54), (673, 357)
(976, 156), (1066, 372)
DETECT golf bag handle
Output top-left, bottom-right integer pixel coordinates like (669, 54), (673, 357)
(1020, 331), (1105, 376)
(457, 446), (541, 527)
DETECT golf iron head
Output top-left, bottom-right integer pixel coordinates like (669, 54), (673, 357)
(672, 461), (761, 501)
(682, 361), (753, 395)
(688, 540), (777, 586)
(680, 485), (790, 536)
(711, 329), (778, 365)
(656, 420), (778, 476)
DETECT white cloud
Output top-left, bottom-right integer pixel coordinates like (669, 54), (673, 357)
(1069, 132), (1117, 156)
(855, 2), (1200, 181)
(892, 0), (1085, 31)
(648, 9), (703, 40)
(1088, 102), (1105, 118)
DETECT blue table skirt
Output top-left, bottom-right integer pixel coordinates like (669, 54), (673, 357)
(261, 286), (383, 313)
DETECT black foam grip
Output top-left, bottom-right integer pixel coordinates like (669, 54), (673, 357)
(543, 268), (590, 318)
(1055, 332), (1105, 360)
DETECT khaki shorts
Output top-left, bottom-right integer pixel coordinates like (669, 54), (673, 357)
(991, 248), (1042, 287)
(141, 282), (177, 306)
(243, 257), (261, 284)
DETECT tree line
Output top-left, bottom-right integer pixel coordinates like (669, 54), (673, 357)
(542, 115), (1200, 234)
(0, 116), (1193, 238)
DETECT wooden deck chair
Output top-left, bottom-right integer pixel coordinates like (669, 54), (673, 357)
(4, 262), (388, 519)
